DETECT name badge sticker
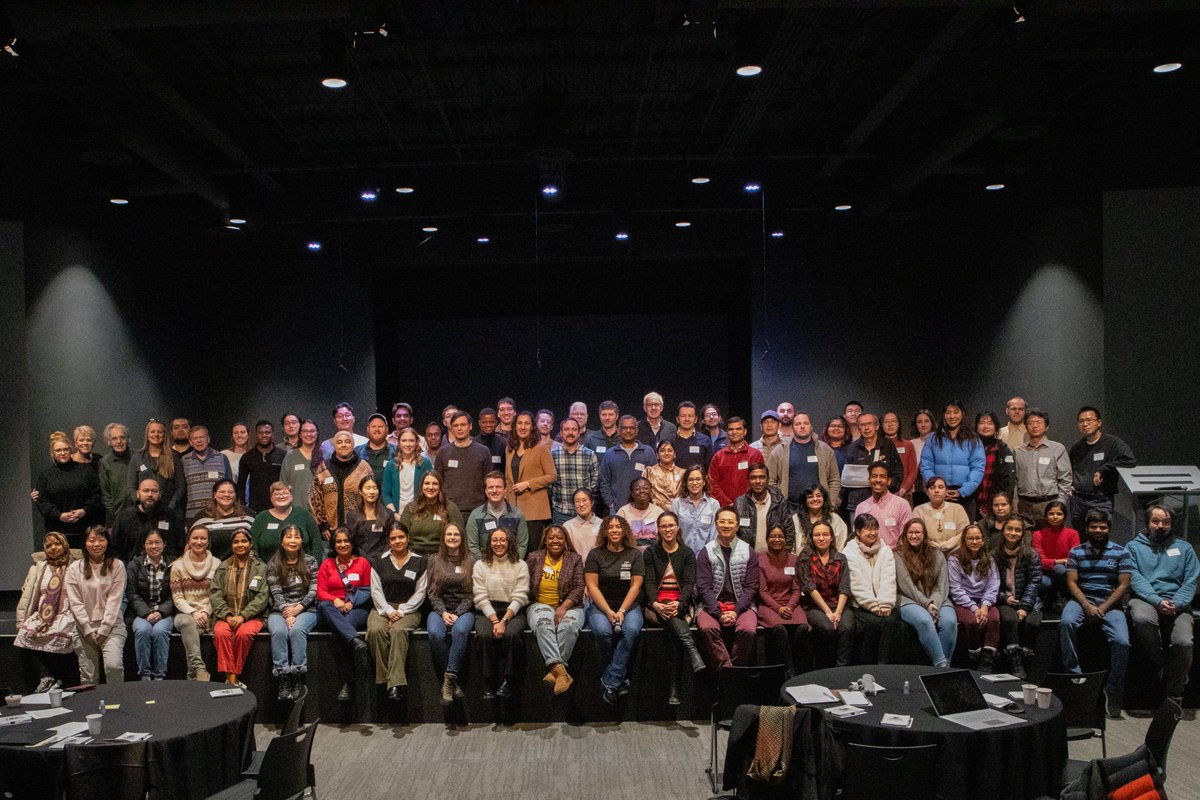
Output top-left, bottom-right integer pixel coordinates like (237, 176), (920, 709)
(944, 522), (957, 530)
(157, 520), (170, 530)
(404, 569), (417, 579)
(289, 575), (302, 585)
(207, 471), (219, 480)
(454, 565), (463, 574)
(739, 517), (751, 527)
(267, 523), (279, 530)
(433, 514), (442, 521)
(1004, 455), (1014, 463)
(896, 447), (906, 454)
(596, 446), (607, 454)
(1168, 548), (1182, 557)
(249, 578), (261, 589)
(347, 573), (360, 581)
(323, 476), (334, 485)
(543, 566), (555, 576)
(885, 517), (897, 526)
(139, 464), (148, 471)
(1093, 452), (1105, 461)
(293, 463), (305, 471)
(634, 463), (646, 473)
(1038, 457), (1050, 465)
(700, 513), (713, 525)
(492, 455), (502, 464)
(783, 566), (796, 576)
(448, 459), (459, 468)
(807, 455), (818, 463)
(484, 521), (497, 530)
(737, 461), (749, 470)
(619, 571), (631, 581)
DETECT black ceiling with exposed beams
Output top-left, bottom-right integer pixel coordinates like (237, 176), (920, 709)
(1, 1), (1198, 261)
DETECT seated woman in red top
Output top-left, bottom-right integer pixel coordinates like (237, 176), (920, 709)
(316, 527), (372, 701)
(757, 524), (808, 676)
(1030, 500), (1079, 610)
(799, 521), (853, 668)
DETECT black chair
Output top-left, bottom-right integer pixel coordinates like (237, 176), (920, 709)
(1144, 696), (1183, 781)
(706, 663), (787, 793)
(243, 686), (307, 779)
(207, 720), (319, 800)
(840, 743), (940, 800)
(1045, 671), (1109, 757)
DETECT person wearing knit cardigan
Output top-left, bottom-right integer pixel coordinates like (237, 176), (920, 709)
(472, 526), (530, 700)
(171, 524), (220, 681)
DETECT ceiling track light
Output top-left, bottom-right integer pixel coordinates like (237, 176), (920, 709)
(985, 182), (1006, 191)
(834, 204), (852, 212)
(320, 29), (350, 89)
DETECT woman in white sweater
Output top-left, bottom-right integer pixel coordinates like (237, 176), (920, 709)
(171, 524), (221, 681)
(841, 512), (900, 664)
(65, 525), (127, 684)
(472, 526), (530, 700)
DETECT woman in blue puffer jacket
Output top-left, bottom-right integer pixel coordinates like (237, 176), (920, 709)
(919, 401), (986, 520)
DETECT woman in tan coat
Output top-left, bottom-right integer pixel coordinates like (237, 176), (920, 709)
(504, 410), (557, 547)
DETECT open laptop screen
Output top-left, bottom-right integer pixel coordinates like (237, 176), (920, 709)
(920, 670), (988, 716)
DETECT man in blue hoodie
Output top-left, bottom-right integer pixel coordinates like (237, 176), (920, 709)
(1127, 505), (1200, 708)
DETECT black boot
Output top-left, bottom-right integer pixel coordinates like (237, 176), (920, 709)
(337, 682), (352, 701)
(668, 668), (681, 706)
(681, 633), (707, 673)
(276, 673), (292, 702)
(292, 671), (307, 701)
(979, 647), (996, 674)
(1006, 645), (1026, 680)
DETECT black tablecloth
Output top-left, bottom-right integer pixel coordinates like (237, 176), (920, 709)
(0, 681), (257, 800)
(781, 665), (1068, 800)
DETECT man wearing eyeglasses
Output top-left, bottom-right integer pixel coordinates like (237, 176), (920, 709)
(1068, 407), (1136, 532)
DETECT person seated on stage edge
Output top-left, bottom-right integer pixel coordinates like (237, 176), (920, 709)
(367, 520), (428, 703)
(643, 511), (705, 706)
(912, 476), (970, 555)
(125, 529), (175, 681)
(1031, 499), (1079, 611)
(842, 513), (899, 664)
(14, 532), (81, 692)
(1061, 509), (1133, 720)
(317, 527), (373, 702)
(211, 529), (269, 688)
(472, 525), (531, 701)
(799, 521), (853, 668)
(695, 506), (760, 670)
(526, 524), (585, 696)
(992, 515), (1042, 680)
(894, 518), (956, 669)
(66, 525), (127, 685)
(1127, 505), (1199, 709)
(171, 523), (220, 682)
(267, 524), (320, 701)
(948, 523), (1001, 672)
(584, 515), (645, 706)
(426, 523), (473, 705)
(756, 523), (808, 677)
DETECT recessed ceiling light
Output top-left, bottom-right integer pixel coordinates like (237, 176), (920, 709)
(321, 77), (348, 89)
(743, 182), (761, 193)
(360, 189), (378, 202)
(394, 186), (414, 194)
(228, 217), (247, 225)
(541, 184), (559, 197)
(736, 65), (762, 77)
(109, 197), (129, 206)
(476, 236), (490, 244)
(1153, 62), (1182, 74)
(615, 231), (630, 241)
(675, 221), (692, 228)
(306, 241), (322, 252)
(770, 231), (785, 238)
(691, 176), (710, 185)
(224, 224), (240, 231)
(422, 226), (438, 233)
(834, 204), (852, 212)
(985, 182), (1006, 191)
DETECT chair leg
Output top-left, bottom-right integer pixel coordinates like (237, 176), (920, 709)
(1100, 730), (1106, 759)
(707, 715), (720, 793)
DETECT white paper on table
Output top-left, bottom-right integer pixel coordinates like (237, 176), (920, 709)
(840, 464), (869, 489)
(840, 690), (872, 707)
(825, 704), (867, 718)
(113, 732), (152, 742)
(785, 684), (838, 704)
(0, 714), (32, 726)
(20, 691), (76, 706)
(979, 673), (1020, 682)
(26, 708), (72, 720)
(209, 688), (244, 698)
(50, 734), (93, 750)
(881, 714), (913, 728)
(1008, 691), (1026, 701)
(983, 693), (1017, 708)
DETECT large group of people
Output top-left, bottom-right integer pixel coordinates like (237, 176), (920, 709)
(17, 394), (1192, 721)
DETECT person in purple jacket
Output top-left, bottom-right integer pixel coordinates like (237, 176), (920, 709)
(948, 523), (1000, 672)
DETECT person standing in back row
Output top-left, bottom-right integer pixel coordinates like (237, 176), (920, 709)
(1068, 407), (1136, 532)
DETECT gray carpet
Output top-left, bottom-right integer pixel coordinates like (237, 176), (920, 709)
(258, 712), (1200, 799)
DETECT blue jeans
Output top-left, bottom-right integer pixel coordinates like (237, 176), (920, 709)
(426, 610), (474, 675)
(587, 604), (643, 690)
(267, 611), (318, 674)
(131, 616), (174, 678)
(899, 603), (958, 667)
(1059, 600), (1130, 697)
(1040, 564), (1069, 605)
(318, 600), (369, 645)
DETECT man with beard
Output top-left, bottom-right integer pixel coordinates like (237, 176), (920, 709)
(111, 475), (185, 561)
(170, 417), (193, 456)
(550, 418), (598, 526)
(776, 402), (796, 440)
(237, 419), (287, 513)
(475, 407), (507, 470)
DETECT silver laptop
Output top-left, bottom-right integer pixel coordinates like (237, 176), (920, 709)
(919, 670), (1023, 730)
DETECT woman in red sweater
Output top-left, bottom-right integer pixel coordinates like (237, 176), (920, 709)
(316, 527), (373, 701)
(757, 524), (808, 676)
(1030, 500), (1078, 611)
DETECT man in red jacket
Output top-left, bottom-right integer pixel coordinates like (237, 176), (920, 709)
(708, 417), (765, 506)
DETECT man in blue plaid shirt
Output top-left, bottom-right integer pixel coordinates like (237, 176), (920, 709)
(550, 418), (598, 526)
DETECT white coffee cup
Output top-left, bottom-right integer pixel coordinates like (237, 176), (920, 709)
(4, 694), (21, 708)
(862, 673), (875, 694)
(86, 713), (103, 736)
(48, 689), (63, 708)
(1022, 684), (1038, 705)
(1036, 687), (1052, 709)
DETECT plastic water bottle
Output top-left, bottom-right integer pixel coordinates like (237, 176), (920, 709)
(903, 681), (911, 695)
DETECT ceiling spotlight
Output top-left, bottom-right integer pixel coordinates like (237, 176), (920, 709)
(320, 30), (350, 89)
(734, 20), (764, 77)
(743, 182), (761, 193)
(1153, 62), (1182, 74)
(691, 176), (711, 185)
(306, 241), (322, 252)
(615, 231), (630, 241)
(394, 186), (414, 194)
(834, 204), (853, 212)
(421, 226), (438, 233)
(770, 231), (785, 238)
(985, 182), (1006, 191)
(476, 236), (491, 244)
(1012, 5), (1026, 23)
(109, 196), (129, 206)
(228, 217), (247, 225)
(224, 224), (241, 231)
(675, 221), (692, 228)
(736, 65), (762, 77)
(3, 37), (17, 58)
(360, 189), (378, 202)
(541, 184), (559, 197)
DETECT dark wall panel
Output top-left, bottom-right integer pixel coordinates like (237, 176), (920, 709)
(1, 222), (33, 589)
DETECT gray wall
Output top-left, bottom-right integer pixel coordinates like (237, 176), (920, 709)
(751, 196), (1104, 436)
(1, 222), (33, 591)
(1103, 186), (1200, 466)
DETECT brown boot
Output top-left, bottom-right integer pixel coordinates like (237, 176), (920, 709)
(543, 666), (557, 685)
(552, 663), (573, 695)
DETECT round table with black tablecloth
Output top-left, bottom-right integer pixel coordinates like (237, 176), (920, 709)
(0, 680), (257, 800)
(781, 665), (1068, 800)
